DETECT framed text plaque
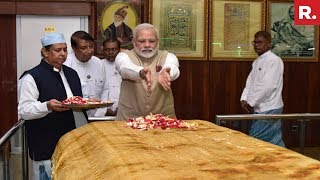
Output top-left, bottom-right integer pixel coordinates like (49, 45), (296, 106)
(209, 0), (266, 61)
(150, 0), (208, 60)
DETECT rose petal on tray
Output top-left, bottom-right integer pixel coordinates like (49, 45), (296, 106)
(62, 102), (114, 110)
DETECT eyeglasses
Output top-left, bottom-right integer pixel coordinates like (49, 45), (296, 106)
(251, 40), (264, 45)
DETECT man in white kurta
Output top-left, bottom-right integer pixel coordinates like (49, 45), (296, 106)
(240, 31), (284, 147)
(18, 33), (87, 180)
(115, 23), (180, 120)
(64, 31), (109, 117)
(101, 39), (122, 116)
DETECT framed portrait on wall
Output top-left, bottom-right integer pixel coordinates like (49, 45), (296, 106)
(96, 0), (146, 55)
(149, 0), (208, 60)
(209, 0), (266, 61)
(267, 0), (319, 62)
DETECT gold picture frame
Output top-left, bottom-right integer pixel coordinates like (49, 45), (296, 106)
(96, 0), (147, 55)
(267, 0), (319, 62)
(209, 0), (266, 61)
(149, 0), (208, 60)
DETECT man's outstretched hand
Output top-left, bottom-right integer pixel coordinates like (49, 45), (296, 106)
(140, 67), (152, 93)
(158, 67), (171, 91)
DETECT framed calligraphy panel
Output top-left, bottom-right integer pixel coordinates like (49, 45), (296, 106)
(209, 0), (266, 61)
(150, 0), (208, 60)
(267, 0), (319, 62)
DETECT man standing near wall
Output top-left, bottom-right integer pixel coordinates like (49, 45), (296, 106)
(115, 23), (180, 120)
(240, 31), (285, 147)
(18, 33), (87, 179)
(101, 38), (121, 116)
(64, 31), (109, 120)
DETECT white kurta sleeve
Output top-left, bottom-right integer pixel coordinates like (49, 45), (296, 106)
(161, 53), (180, 81)
(115, 52), (143, 80)
(240, 70), (253, 101)
(18, 74), (51, 120)
(94, 62), (110, 117)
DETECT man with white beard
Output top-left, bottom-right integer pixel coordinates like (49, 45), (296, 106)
(114, 23), (180, 120)
(103, 5), (133, 49)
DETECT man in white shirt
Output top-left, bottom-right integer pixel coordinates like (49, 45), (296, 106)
(64, 31), (109, 118)
(240, 31), (285, 147)
(115, 23), (180, 120)
(18, 32), (87, 180)
(101, 38), (121, 116)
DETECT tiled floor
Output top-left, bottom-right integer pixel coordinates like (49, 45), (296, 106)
(289, 147), (320, 161)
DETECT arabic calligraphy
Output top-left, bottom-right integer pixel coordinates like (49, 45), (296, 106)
(161, 4), (196, 51)
(224, 3), (250, 51)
